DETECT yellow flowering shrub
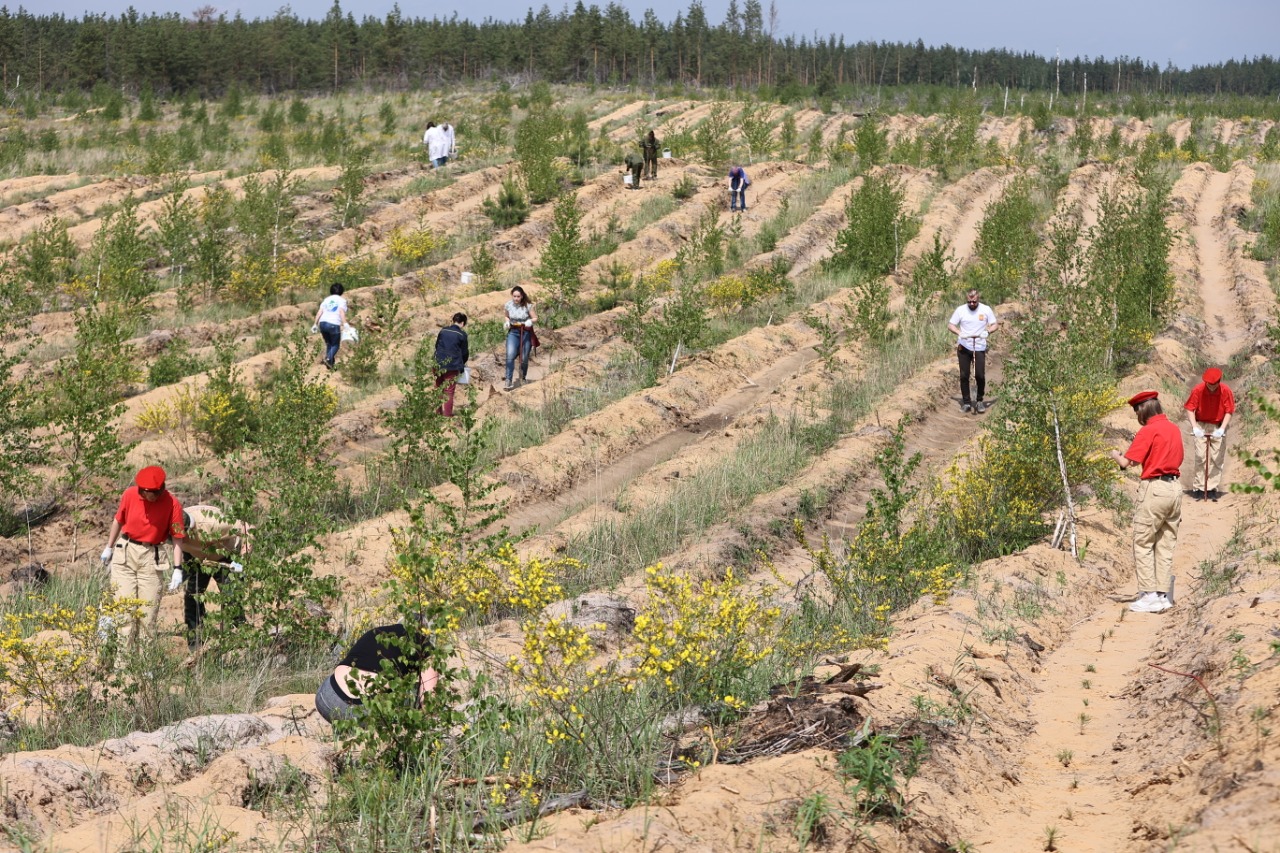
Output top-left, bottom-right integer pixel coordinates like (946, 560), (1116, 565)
(705, 264), (793, 313)
(638, 258), (680, 294)
(631, 563), (780, 701)
(135, 385), (201, 457)
(388, 540), (579, 621)
(705, 273), (751, 313)
(387, 226), (443, 266)
(0, 594), (142, 712)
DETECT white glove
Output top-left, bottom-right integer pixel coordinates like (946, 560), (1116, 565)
(1212, 428), (1225, 439)
(101, 546), (114, 565)
(977, 329), (989, 339)
(1193, 427), (1205, 439)
(503, 320), (511, 331)
(228, 561), (244, 573)
(525, 319), (535, 328)
(310, 324), (319, 334)
(168, 568), (184, 592)
(97, 615), (114, 641)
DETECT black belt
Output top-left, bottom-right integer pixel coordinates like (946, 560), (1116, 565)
(121, 533), (163, 546)
(1147, 474), (1179, 482)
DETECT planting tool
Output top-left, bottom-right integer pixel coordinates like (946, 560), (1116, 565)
(1203, 434), (1211, 500)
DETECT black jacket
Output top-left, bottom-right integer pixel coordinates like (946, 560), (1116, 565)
(433, 324), (468, 372)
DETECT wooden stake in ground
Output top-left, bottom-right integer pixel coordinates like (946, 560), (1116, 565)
(1049, 396), (1077, 557)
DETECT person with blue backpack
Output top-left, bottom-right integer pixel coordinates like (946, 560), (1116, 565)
(728, 166), (751, 211)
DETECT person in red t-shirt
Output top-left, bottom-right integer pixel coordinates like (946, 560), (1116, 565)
(1183, 366), (1235, 501)
(1110, 390), (1183, 614)
(101, 466), (185, 655)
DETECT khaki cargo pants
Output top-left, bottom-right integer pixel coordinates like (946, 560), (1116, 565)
(1133, 478), (1181, 595)
(109, 539), (169, 653)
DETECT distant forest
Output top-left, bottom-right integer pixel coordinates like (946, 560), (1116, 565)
(4, 0), (1278, 98)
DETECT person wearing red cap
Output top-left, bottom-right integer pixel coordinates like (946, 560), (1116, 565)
(1110, 390), (1183, 613)
(1183, 366), (1235, 501)
(101, 466), (185, 654)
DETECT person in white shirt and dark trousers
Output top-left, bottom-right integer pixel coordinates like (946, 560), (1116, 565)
(947, 289), (998, 413)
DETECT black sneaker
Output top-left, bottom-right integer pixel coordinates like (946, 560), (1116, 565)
(1189, 489), (1204, 500)
(1208, 488), (1221, 501)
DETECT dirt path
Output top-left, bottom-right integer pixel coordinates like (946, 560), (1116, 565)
(1191, 168), (1250, 364)
(967, 497), (1242, 851)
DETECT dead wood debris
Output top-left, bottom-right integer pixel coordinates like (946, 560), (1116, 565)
(718, 663), (883, 763)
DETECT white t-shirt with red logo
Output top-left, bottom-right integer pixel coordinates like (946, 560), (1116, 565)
(950, 302), (996, 352)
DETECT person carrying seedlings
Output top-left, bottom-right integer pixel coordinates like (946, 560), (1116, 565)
(623, 150), (644, 189)
(170, 505), (251, 651)
(947, 289), (998, 413)
(314, 622), (440, 724)
(1111, 390), (1183, 614)
(502, 286), (538, 390)
(1183, 366), (1235, 501)
(642, 130), (661, 179)
(312, 282), (348, 370)
(101, 466), (185, 655)
(728, 165), (751, 211)
(433, 312), (469, 417)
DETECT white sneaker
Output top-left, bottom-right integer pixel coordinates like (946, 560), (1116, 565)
(1148, 594), (1172, 612)
(1129, 592), (1161, 613)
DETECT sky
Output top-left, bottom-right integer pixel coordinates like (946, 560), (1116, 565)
(36, 0), (1280, 70)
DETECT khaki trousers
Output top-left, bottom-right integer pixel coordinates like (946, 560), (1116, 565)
(1191, 422), (1229, 491)
(109, 539), (168, 653)
(1133, 478), (1181, 594)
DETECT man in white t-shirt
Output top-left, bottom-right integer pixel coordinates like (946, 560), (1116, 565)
(947, 289), (998, 413)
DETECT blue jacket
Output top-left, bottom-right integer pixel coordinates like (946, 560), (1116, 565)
(433, 324), (469, 372)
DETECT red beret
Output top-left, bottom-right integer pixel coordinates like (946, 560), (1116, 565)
(135, 466), (167, 490)
(1202, 367), (1223, 384)
(1127, 390), (1158, 406)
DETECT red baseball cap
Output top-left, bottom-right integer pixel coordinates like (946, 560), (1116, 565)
(1127, 390), (1158, 406)
(1202, 367), (1223, 384)
(135, 466), (167, 490)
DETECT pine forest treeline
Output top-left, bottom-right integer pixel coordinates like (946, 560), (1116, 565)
(3, 1), (1278, 99)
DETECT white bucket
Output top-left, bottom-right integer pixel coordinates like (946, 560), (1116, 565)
(662, 148), (672, 158)
(623, 174), (633, 186)
(460, 271), (475, 285)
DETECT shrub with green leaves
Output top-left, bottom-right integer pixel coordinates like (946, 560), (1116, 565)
(907, 232), (955, 315)
(195, 339), (259, 457)
(147, 338), (204, 388)
(205, 336), (341, 660)
(44, 306), (137, 525)
(622, 276), (708, 372)
(738, 103), (774, 163)
(968, 177), (1041, 305)
(839, 731), (928, 820)
(534, 193), (587, 310)
(87, 196), (155, 314)
(342, 288), (408, 386)
(828, 173), (918, 277)
(515, 108), (564, 204)
(15, 217), (77, 313)
(1082, 169), (1174, 372)
(853, 115), (889, 169)
(694, 104), (733, 167)
(335, 144), (371, 228)
(482, 177), (530, 228)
